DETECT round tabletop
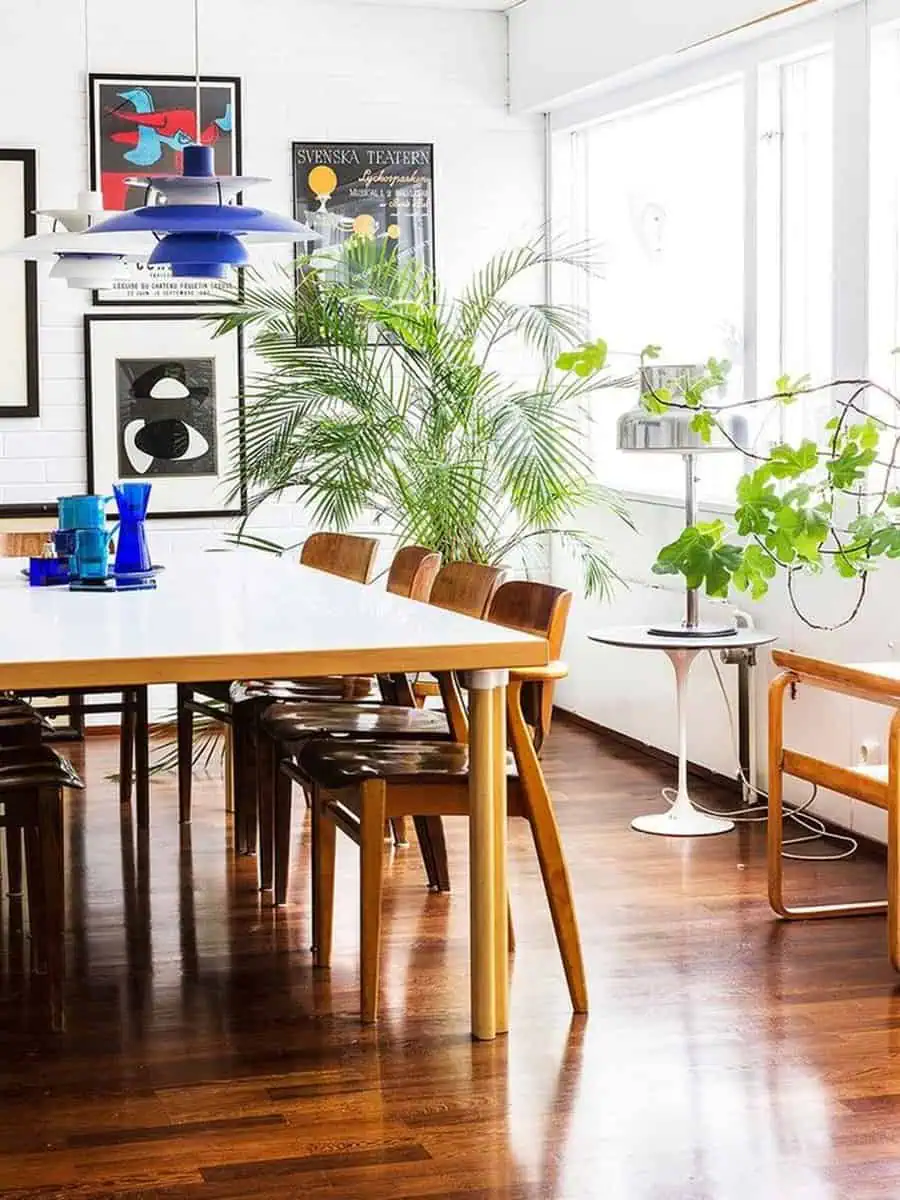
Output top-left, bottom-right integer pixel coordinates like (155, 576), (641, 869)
(587, 625), (778, 652)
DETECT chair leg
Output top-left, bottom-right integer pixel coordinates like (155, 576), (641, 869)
(119, 690), (135, 806)
(508, 898), (516, 955)
(521, 784), (587, 1013)
(5, 826), (23, 898)
(37, 786), (65, 1031)
(23, 819), (46, 976)
(417, 815), (450, 892)
(176, 684), (193, 825)
(390, 816), (410, 846)
(360, 779), (387, 1023)
(134, 687), (150, 832)
(233, 706), (258, 861)
(70, 692), (86, 740)
(311, 786), (335, 968)
(274, 757), (293, 907)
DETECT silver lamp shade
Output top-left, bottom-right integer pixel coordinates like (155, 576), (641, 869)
(617, 364), (749, 454)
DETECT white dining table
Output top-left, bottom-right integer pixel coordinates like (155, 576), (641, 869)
(0, 551), (547, 1040)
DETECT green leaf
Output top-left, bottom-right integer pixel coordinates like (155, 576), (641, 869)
(768, 440), (819, 479)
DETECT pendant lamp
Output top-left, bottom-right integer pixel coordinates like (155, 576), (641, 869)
(86, 144), (318, 280)
(85, 0), (318, 281)
(0, 190), (152, 290)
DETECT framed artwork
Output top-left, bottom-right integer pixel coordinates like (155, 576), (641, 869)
(292, 142), (434, 275)
(0, 149), (38, 418)
(89, 73), (242, 306)
(84, 314), (246, 519)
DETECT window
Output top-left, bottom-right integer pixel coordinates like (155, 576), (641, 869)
(573, 78), (745, 500)
(553, 41), (834, 504)
(870, 22), (900, 398)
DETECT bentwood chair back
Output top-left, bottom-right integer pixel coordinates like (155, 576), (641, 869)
(385, 546), (442, 603)
(0, 532), (47, 557)
(300, 533), (379, 583)
(0, 534), (149, 822)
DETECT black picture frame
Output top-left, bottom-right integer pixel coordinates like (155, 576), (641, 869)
(291, 141), (435, 279)
(84, 313), (246, 520)
(0, 149), (39, 419)
(88, 73), (243, 307)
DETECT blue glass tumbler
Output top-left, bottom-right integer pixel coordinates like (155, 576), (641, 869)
(113, 483), (152, 575)
(75, 528), (113, 580)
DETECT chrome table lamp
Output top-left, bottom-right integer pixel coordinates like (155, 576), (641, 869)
(617, 364), (749, 638)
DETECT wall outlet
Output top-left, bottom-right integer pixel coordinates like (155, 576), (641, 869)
(858, 738), (883, 767)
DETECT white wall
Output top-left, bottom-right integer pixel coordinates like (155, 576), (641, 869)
(0, 0), (542, 555)
(554, 493), (900, 846)
(508, 0), (852, 111)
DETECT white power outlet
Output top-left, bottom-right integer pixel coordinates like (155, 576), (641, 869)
(858, 738), (884, 767)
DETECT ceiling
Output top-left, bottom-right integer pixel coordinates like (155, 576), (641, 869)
(342, 0), (521, 9)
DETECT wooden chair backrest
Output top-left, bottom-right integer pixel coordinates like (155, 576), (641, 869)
(386, 546), (442, 602)
(428, 562), (506, 620)
(300, 533), (379, 584)
(0, 532), (47, 558)
(488, 580), (572, 752)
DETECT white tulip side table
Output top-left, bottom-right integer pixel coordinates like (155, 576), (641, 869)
(588, 626), (777, 837)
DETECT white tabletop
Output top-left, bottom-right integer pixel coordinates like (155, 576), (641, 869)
(0, 553), (546, 691)
(588, 625), (777, 652)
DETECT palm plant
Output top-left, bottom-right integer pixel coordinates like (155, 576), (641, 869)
(217, 235), (632, 596)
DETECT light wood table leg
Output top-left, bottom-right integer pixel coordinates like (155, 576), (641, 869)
(492, 684), (509, 1034)
(468, 669), (508, 1041)
(224, 726), (234, 815)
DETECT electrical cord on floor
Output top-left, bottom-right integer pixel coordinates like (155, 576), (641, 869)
(658, 651), (858, 863)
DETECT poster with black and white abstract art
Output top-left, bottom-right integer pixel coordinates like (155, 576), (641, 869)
(85, 315), (245, 519)
(116, 358), (218, 480)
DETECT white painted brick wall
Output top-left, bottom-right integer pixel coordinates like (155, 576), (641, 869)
(0, 0), (543, 559)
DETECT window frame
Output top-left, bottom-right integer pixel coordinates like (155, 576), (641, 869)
(549, 2), (883, 510)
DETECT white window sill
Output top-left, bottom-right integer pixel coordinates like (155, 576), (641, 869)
(619, 489), (739, 516)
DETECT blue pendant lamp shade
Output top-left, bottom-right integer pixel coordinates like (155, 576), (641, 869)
(85, 145), (319, 280)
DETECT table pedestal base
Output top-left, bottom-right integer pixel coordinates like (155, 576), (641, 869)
(631, 647), (736, 839)
(631, 809), (734, 837)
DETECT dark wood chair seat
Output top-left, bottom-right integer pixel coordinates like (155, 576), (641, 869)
(0, 745), (84, 790)
(229, 676), (375, 706)
(298, 738), (516, 791)
(260, 700), (449, 749)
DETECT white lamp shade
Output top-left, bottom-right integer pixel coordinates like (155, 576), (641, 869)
(48, 255), (133, 288)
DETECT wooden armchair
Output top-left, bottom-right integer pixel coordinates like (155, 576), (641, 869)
(769, 649), (900, 968)
(297, 581), (587, 1024)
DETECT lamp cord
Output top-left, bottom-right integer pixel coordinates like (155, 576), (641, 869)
(193, 0), (201, 142)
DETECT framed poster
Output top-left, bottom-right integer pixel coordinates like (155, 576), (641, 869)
(89, 73), (242, 306)
(84, 314), (246, 519)
(292, 142), (434, 275)
(0, 149), (38, 418)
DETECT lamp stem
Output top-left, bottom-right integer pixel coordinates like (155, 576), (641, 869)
(684, 452), (699, 630)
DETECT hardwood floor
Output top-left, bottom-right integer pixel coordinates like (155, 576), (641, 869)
(0, 718), (896, 1198)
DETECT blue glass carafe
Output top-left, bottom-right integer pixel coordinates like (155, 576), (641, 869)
(113, 483), (152, 575)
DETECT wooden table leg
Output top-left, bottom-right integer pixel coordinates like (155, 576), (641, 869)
(492, 683), (509, 1034)
(468, 669), (508, 1041)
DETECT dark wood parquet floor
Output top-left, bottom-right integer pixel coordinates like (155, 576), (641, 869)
(0, 719), (896, 1199)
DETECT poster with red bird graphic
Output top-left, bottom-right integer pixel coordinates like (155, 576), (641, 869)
(89, 74), (242, 305)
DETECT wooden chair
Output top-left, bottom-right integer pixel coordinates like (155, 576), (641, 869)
(258, 560), (505, 902)
(769, 649), (900, 967)
(297, 580), (587, 1024)
(0, 533), (149, 824)
(0, 703), (84, 1030)
(175, 532), (381, 836)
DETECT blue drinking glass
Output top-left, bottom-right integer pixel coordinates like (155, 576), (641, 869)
(113, 483), (152, 575)
(74, 528), (113, 580)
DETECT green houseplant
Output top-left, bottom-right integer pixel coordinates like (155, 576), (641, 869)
(557, 343), (900, 629)
(216, 236), (632, 597)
